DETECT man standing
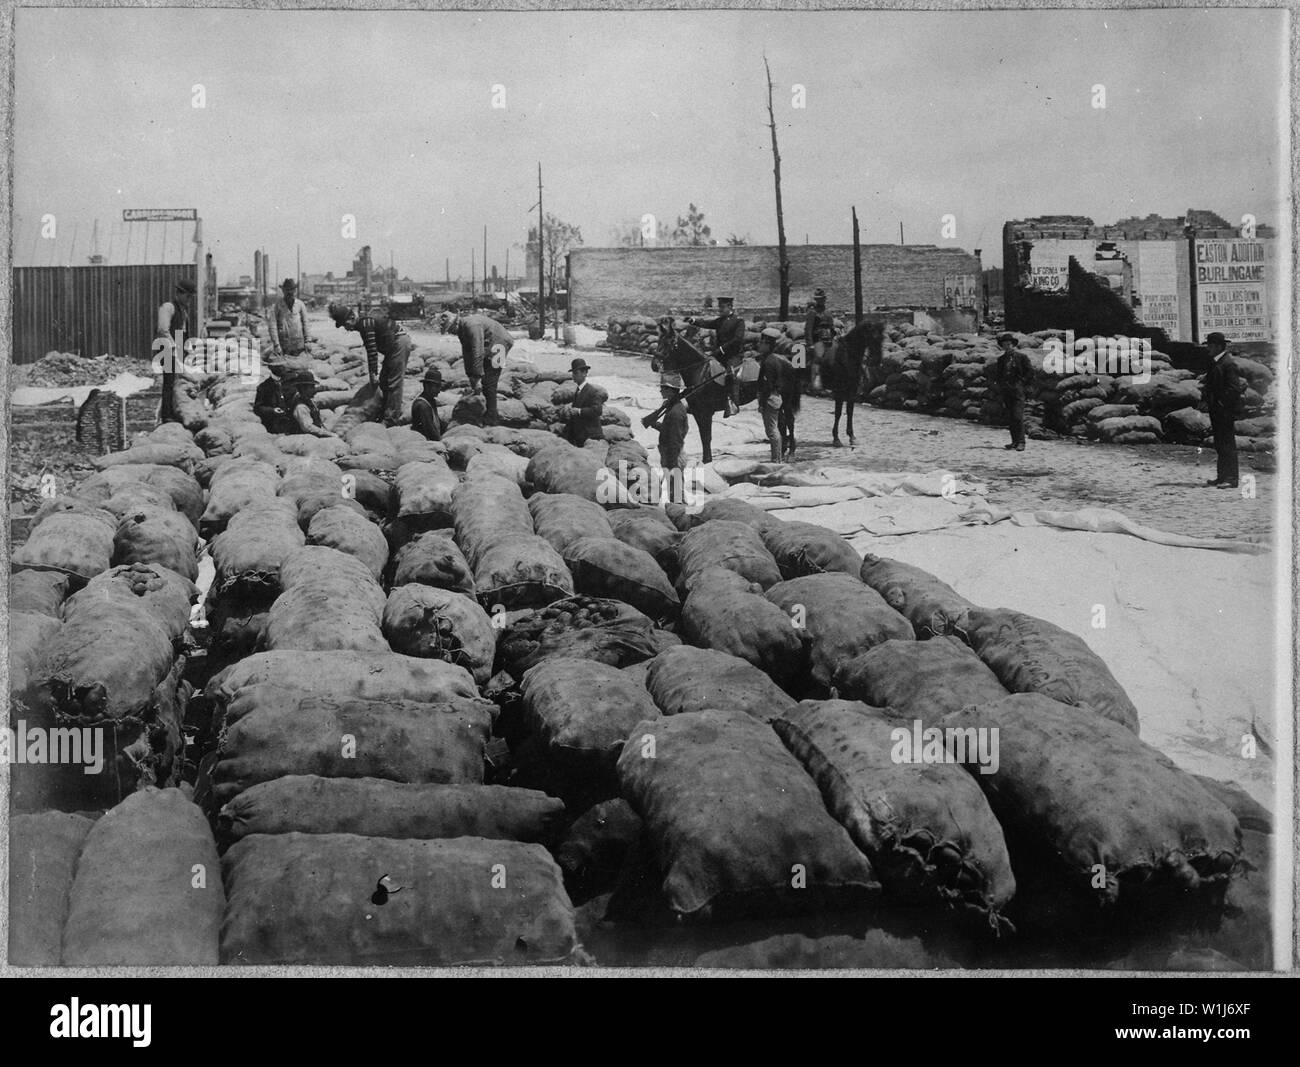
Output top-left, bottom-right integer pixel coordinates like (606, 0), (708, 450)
(688, 295), (745, 417)
(266, 278), (311, 363)
(329, 302), (412, 426)
(561, 358), (608, 446)
(756, 338), (798, 463)
(804, 287), (837, 386)
(1201, 331), (1244, 488)
(647, 382), (689, 477)
(442, 310), (514, 426)
(411, 365), (445, 442)
(992, 331), (1034, 451)
(155, 277), (195, 424)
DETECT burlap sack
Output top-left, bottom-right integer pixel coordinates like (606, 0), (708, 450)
(616, 708), (880, 920)
(221, 833), (577, 965)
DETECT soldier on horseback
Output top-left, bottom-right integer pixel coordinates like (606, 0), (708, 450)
(686, 295), (745, 418)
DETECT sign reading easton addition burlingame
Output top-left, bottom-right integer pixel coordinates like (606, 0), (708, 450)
(123, 208), (198, 222)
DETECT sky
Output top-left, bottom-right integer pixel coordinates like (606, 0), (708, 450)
(11, 6), (1289, 283)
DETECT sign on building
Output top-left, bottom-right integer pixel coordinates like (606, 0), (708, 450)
(1133, 242), (1182, 339)
(1193, 238), (1274, 342)
(123, 208), (198, 222)
(943, 273), (977, 307)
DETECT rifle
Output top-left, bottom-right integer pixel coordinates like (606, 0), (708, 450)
(640, 325), (720, 428)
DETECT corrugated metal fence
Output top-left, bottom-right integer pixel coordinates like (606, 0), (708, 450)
(10, 263), (198, 365)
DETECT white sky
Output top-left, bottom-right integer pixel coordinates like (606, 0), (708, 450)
(12, 7), (1289, 283)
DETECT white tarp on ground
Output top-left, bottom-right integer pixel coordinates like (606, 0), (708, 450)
(10, 372), (156, 407)
(847, 522), (1277, 808)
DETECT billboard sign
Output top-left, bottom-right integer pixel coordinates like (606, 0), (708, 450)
(1194, 238), (1273, 342)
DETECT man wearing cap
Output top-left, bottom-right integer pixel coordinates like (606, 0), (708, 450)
(411, 365), (445, 442)
(441, 310), (514, 426)
(804, 288), (837, 386)
(155, 277), (196, 424)
(329, 301), (412, 426)
(560, 358), (608, 446)
(1201, 331), (1244, 488)
(756, 336), (800, 462)
(646, 382), (690, 485)
(266, 278), (312, 363)
(687, 296), (745, 417)
(992, 331), (1034, 451)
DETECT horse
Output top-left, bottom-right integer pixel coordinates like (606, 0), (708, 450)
(650, 323), (757, 465)
(820, 318), (884, 447)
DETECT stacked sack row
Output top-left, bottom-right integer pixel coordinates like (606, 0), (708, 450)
(8, 371), (1270, 967)
(603, 315), (1276, 453)
(858, 326), (1275, 452)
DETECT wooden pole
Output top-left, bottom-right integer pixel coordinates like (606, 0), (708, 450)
(899, 221), (904, 246)
(852, 206), (863, 325)
(764, 55), (790, 321)
(538, 162), (545, 339)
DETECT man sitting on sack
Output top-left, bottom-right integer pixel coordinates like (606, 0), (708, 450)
(254, 364), (338, 438)
(559, 358), (608, 446)
(410, 364), (445, 442)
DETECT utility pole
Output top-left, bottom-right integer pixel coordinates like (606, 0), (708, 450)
(483, 226), (488, 294)
(763, 55), (790, 320)
(537, 162), (545, 339)
(899, 222), (904, 246)
(446, 257), (450, 287)
(852, 206), (863, 325)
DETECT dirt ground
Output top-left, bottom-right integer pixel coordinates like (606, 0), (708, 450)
(577, 344), (1280, 544)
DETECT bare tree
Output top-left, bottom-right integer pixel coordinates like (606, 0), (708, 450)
(764, 54), (791, 320)
(726, 233), (750, 246)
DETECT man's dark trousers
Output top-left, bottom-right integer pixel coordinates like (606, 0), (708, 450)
(1211, 413), (1239, 484)
(1005, 392), (1026, 446)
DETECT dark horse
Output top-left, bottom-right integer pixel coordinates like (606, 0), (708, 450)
(650, 323), (757, 465)
(820, 318), (885, 447)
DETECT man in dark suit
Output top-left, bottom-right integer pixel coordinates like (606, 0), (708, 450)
(561, 358), (608, 446)
(1201, 331), (1245, 488)
(992, 331), (1035, 451)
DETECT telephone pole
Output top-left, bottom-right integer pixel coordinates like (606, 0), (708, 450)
(537, 162), (545, 339)
(852, 206), (863, 325)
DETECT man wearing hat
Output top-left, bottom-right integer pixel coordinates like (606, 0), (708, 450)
(992, 331), (1034, 451)
(687, 296), (745, 417)
(560, 358), (608, 446)
(282, 367), (337, 438)
(411, 365), (445, 442)
(267, 278), (312, 363)
(804, 288), (837, 385)
(440, 309), (514, 426)
(154, 277), (196, 424)
(329, 301), (412, 425)
(646, 381), (690, 481)
(1201, 332), (1245, 488)
(253, 359), (293, 433)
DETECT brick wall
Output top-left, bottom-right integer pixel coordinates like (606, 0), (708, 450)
(567, 244), (982, 321)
